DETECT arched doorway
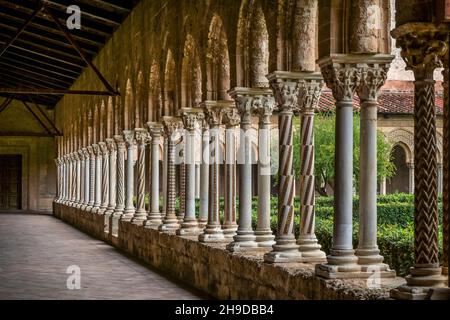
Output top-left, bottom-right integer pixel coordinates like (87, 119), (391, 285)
(387, 144), (410, 194)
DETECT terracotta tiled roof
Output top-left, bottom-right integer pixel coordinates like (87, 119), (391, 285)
(319, 89), (444, 115)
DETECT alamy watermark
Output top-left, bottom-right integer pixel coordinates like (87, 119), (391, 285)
(66, 265), (81, 290)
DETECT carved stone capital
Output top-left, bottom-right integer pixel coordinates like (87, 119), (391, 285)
(297, 74), (324, 112)
(266, 72), (302, 112)
(204, 105), (224, 127)
(147, 122), (164, 139)
(222, 107), (240, 127)
(319, 63), (360, 101)
(106, 138), (116, 152)
(356, 64), (390, 101)
(391, 23), (448, 80)
(180, 108), (204, 131)
(162, 116), (183, 140)
(122, 130), (135, 147)
(77, 149), (85, 160)
(113, 135), (126, 150)
(98, 142), (108, 156)
(81, 147), (89, 159)
(134, 128), (150, 145)
(87, 146), (95, 158)
(92, 144), (101, 156)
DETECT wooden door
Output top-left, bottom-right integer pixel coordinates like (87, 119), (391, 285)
(0, 155), (22, 210)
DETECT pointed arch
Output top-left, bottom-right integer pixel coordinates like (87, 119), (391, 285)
(181, 34), (203, 108)
(164, 49), (176, 116)
(124, 78), (134, 130)
(149, 59), (162, 121)
(99, 99), (106, 141)
(106, 96), (114, 138)
(136, 71), (145, 127)
(207, 14), (231, 100)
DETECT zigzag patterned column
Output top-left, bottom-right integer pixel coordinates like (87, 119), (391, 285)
(133, 129), (150, 225)
(221, 106), (240, 240)
(178, 141), (186, 223)
(98, 142), (109, 215)
(146, 123), (164, 229)
(111, 135), (126, 236)
(297, 74), (326, 262)
(264, 74), (302, 262)
(391, 24), (447, 299)
(442, 64), (449, 276)
(199, 103), (226, 243)
(159, 116), (182, 232)
(315, 57), (360, 277)
(178, 108), (203, 236)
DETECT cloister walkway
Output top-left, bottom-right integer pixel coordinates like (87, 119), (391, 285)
(0, 212), (206, 300)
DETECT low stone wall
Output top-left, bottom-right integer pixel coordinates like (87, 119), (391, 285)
(53, 202), (403, 300)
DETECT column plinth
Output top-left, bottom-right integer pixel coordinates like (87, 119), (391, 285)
(86, 146), (96, 212)
(145, 122), (164, 229)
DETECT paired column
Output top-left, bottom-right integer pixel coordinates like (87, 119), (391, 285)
(70, 153), (77, 206)
(75, 152), (81, 207)
(264, 74), (302, 262)
(132, 128), (151, 225)
(111, 135), (126, 235)
(86, 146), (95, 211)
(105, 138), (117, 232)
(199, 103), (226, 242)
(77, 150), (85, 209)
(178, 143), (186, 223)
(407, 163), (415, 194)
(198, 118), (209, 228)
(391, 24), (447, 299)
(92, 144), (102, 213)
(159, 116), (182, 232)
(81, 148), (90, 210)
(221, 106), (240, 239)
(178, 108), (203, 236)
(297, 76), (326, 261)
(315, 59), (360, 275)
(145, 122), (164, 229)
(356, 60), (395, 276)
(98, 142), (109, 215)
(122, 130), (135, 221)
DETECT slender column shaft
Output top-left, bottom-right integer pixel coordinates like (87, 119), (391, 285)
(133, 129), (150, 224)
(106, 139), (117, 214)
(162, 137), (168, 216)
(123, 130), (135, 220)
(55, 159), (60, 202)
(179, 143), (186, 221)
(87, 146), (95, 209)
(199, 126), (209, 227)
(78, 150), (84, 207)
(442, 66), (449, 275)
(195, 163), (200, 199)
(83, 148), (90, 208)
(146, 122), (163, 229)
(97, 142), (109, 215)
(113, 136), (126, 215)
(75, 153), (81, 205)
(408, 163), (415, 194)
(93, 145), (102, 212)
(64, 156), (68, 202)
(438, 164), (443, 195)
(70, 153), (76, 204)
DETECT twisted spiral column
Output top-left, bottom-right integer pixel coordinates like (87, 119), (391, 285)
(178, 142), (186, 222)
(133, 129), (150, 225)
(92, 144), (102, 213)
(111, 135), (126, 236)
(98, 142), (109, 215)
(159, 117), (182, 232)
(105, 139), (117, 215)
(264, 74), (302, 262)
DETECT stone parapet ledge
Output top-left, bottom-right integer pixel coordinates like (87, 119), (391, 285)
(53, 202), (404, 300)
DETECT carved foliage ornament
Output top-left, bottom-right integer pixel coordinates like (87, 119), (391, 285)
(321, 64), (360, 101)
(222, 107), (240, 127)
(181, 112), (201, 131)
(135, 129), (151, 145)
(298, 80), (323, 112)
(269, 79), (300, 111)
(205, 107), (223, 126)
(106, 138), (116, 151)
(357, 65), (389, 100)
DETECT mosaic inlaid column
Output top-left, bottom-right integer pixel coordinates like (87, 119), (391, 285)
(92, 144), (102, 213)
(356, 59), (395, 276)
(227, 89), (259, 251)
(391, 25), (447, 299)
(178, 140), (186, 223)
(254, 90), (276, 248)
(178, 108), (203, 236)
(297, 75), (326, 261)
(122, 130), (135, 221)
(221, 106), (239, 239)
(442, 63), (449, 276)
(199, 103), (226, 242)
(159, 117), (182, 232)
(104, 138), (117, 232)
(199, 118), (209, 228)
(132, 128), (150, 225)
(81, 148), (90, 211)
(77, 150), (84, 209)
(86, 146), (95, 211)
(111, 135), (126, 235)
(145, 122), (164, 229)
(315, 58), (360, 276)
(97, 142), (109, 215)
(264, 74), (302, 262)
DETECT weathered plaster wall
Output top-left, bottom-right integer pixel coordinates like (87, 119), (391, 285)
(54, 203), (404, 300)
(0, 98), (56, 211)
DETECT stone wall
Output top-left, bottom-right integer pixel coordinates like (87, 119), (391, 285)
(53, 203), (403, 300)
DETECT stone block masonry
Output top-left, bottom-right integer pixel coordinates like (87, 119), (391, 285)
(53, 202), (403, 300)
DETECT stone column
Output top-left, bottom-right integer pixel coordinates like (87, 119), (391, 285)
(145, 122), (164, 229)
(81, 148), (90, 211)
(77, 150), (84, 209)
(407, 163), (415, 194)
(111, 135), (126, 235)
(380, 178), (387, 195)
(442, 63), (449, 276)
(70, 153), (77, 206)
(64, 155), (69, 204)
(122, 130), (135, 221)
(253, 90), (276, 248)
(199, 118), (209, 228)
(178, 108), (203, 236)
(178, 141), (186, 223)
(227, 89), (259, 251)
(104, 138), (117, 232)
(297, 75), (326, 261)
(162, 135), (168, 219)
(195, 163), (200, 199)
(315, 57), (360, 276)
(264, 73), (302, 262)
(132, 128), (150, 225)
(438, 163), (443, 195)
(221, 106), (240, 239)
(391, 24), (447, 299)
(75, 152), (81, 207)
(159, 117), (182, 232)
(98, 142), (109, 215)
(86, 146), (95, 211)
(92, 144), (102, 213)
(199, 103), (226, 242)
(54, 158), (61, 203)
(356, 59), (395, 276)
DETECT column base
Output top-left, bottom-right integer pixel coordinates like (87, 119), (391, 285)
(263, 238), (302, 263)
(222, 223), (238, 239)
(80, 204), (88, 211)
(254, 229), (275, 248)
(145, 213), (163, 229)
(104, 210), (113, 233)
(442, 266), (448, 276)
(158, 215), (181, 232)
(197, 219), (207, 229)
(97, 207), (107, 215)
(391, 278), (448, 300)
(315, 249), (371, 279)
(109, 211), (123, 237)
(75, 203), (83, 210)
(428, 288), (450, 300)
(198, 225), (227, 243)
(298, 238), (327, 263)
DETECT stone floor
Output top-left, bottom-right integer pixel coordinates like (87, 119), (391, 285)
(0, 212), (207, 300)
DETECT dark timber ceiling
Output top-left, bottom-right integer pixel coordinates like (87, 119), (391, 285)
(0, 0), (140, 108)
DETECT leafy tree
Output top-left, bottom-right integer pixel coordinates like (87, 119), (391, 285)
(293, 112), (395, 196)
